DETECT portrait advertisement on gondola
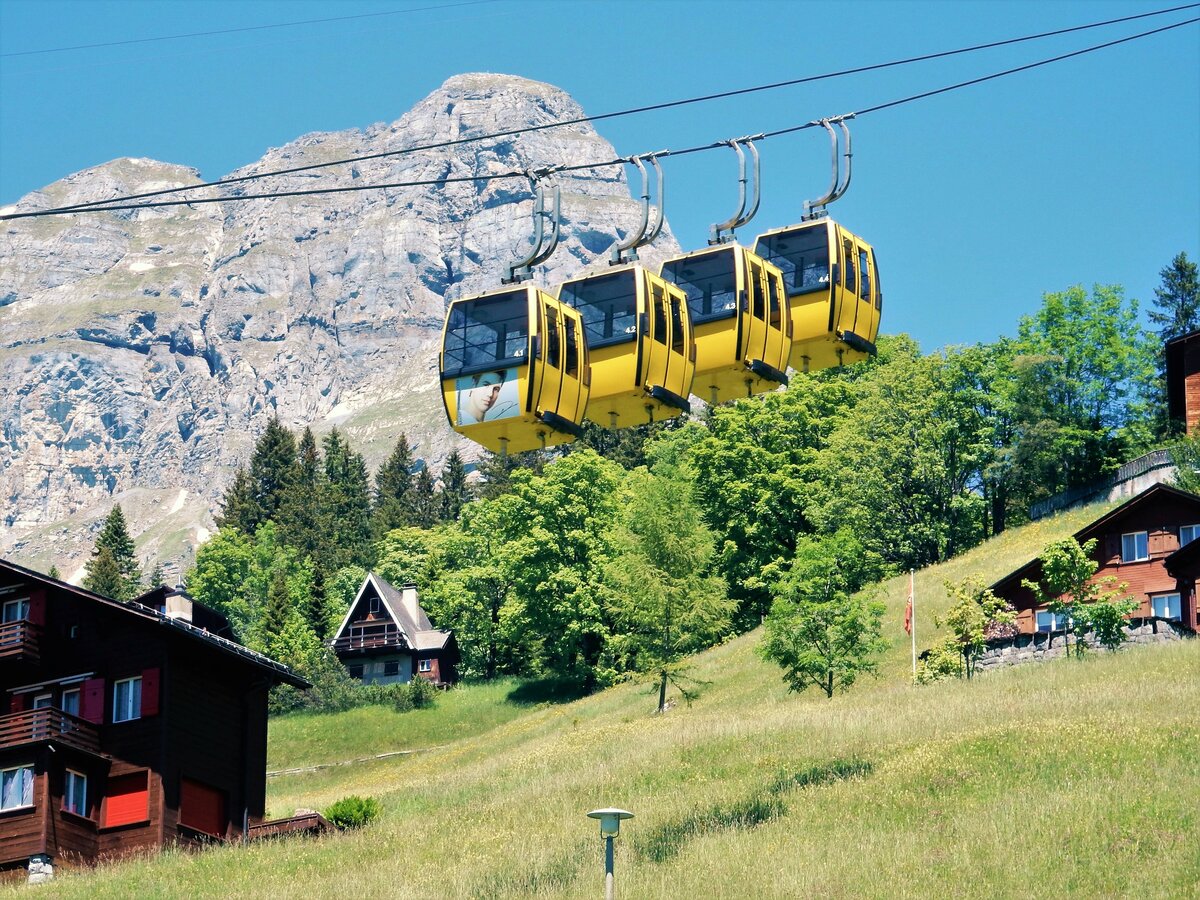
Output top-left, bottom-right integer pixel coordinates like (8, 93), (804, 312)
(456, 369), (520, 425)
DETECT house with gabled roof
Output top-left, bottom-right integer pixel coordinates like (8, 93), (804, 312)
(0, 558), (308, 881)
(330, 574), (458, 687)
(990, 483), (1200, 634)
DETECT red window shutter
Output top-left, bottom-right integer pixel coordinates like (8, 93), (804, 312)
(26, 588), (46, 625)
(180, 778), (226, 837)
(141, 668), (160, 717)
(80, 677), (105, 724)
(9, 692), (26, 714)
(104, 773), (149, 827)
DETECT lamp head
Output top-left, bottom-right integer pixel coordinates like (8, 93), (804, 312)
(587, 807), (634, 838)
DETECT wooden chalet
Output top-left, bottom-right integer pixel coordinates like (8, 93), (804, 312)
(0, 560), (308, 878)
(1165, 329), (1200, 435)
(330, 574), (458, 686)
(990, 483), (1200, 634)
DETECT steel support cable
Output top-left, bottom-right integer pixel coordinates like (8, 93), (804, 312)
(3, 14), (1196, 222)
(23, 2), (1199, 217)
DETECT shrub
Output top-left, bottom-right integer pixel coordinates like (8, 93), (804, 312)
(324, 795), (382, 830)
(407, 674), (438, 709)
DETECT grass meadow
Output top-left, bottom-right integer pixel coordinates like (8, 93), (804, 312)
(16, 500), (1199, 898)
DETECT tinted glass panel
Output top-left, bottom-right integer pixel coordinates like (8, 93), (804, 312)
(544, 306), (561, 368)
(755, 226), (831, 297)
(842, 237), (856, 293)
(564, 318), (579, 376)
(870, 248), (882, 310)
(767, 272), (782, 325)
(652, 286), (668, 344)
(749, 264), (766, 320)
(859, 248), (871, 300)
(670, 296), (686, 351)
(661, 249), (738, 323)
(559, 272), (639, 349)
(443, 291), (529, 374)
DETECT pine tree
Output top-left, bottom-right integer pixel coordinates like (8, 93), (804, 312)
(84, 545), (128, 600)
(412, 465), (438, 529)
(84, 505), (141, 600)
(248, 416), (298, 527)
(373, 434), (416, 537)
(439, 450), (471, 522)
(324, 429), (374, 568)
(47, 565), (60, 581)
(1149, 251), (1200, 341)
(279, 427), (327, 562)
(146, 561), (165, 590)
(260, 569), (292, 647)
(305, 563), (329, 640)
(216, 468), (258, 534)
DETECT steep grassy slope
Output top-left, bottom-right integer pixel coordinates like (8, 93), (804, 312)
(18, 502), (1199, 898)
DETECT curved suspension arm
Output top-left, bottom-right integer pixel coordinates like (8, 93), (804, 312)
(709, 140), (748, 245)
(504, 169), (562, 283)
(610, 156), (651, 264)
(803, 115), (854, 220)
(732, 138), (761, 230)
(643, 155), (666, 246)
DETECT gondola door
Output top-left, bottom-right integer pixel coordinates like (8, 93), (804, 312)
(531, 297), (563, 427)
(643, 277), (671, 402)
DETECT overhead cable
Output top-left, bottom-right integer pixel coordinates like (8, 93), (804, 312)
(3, 13), (1197, 221)
(28, 3), (1200, 216)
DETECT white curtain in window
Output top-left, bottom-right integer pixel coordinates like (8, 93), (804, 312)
(1, 767), (33, 809)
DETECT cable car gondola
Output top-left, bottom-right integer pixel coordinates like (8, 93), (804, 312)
(658, 139), (792, 405)
(555, 156), (695, 427)
(439, 176), (590, 454)
(753, 117), (881, 371)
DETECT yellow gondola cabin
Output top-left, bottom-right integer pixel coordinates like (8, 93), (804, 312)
(659, 243), (792, 405)
(440, 285), (590, 454)
(754, 219), (881, 372)
(555, 265), (695, 428)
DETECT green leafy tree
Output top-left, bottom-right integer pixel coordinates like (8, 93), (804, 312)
(606, 469), (733, 712)
(1170, 431), (1200, 495)
(759, 532), (888, 698)
(919, 576), (1017, 682)
(438, 450), (472, 523)
(188, 528), (256, 635)
(83, 505), (141, 600)
(372, 434), (417, 536)
(1022, 537), (1138, 658)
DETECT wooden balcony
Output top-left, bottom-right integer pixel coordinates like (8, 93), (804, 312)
(0, 619), (40, 665)
(0, 708), (101, 756)
(331, 623), (403, 653)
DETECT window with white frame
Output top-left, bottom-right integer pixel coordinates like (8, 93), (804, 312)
(1, 765), (34, 811)
(61, 688), (81, 718)
(1121, 531), (1149, 562)
(112, 677), (142, 723)
(1180, 525), (1200, 547)
(418, 658), (432, 673)
(63, 770), (87, 816)
(1036, 610), (1066, 633)
(1151, 593), (1181, 620)
(1, 597), (29, 623)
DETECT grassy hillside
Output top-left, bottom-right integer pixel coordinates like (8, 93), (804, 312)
(18, 501), (1199, 898)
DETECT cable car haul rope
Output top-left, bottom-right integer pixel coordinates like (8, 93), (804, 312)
(439, 119), (881, 454)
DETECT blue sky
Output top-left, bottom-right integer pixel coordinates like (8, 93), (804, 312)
(1, 0), (1197, 352)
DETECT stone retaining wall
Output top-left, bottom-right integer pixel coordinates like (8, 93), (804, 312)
(976, 618), (1193, 672)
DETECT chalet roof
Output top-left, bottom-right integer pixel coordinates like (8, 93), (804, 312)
(333, 573), (453, 652)
(0, 558), (309, 688)
(990, 482), (1200, 593)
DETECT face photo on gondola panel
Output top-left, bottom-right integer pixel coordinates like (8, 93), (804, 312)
(456, 370), (519, 425)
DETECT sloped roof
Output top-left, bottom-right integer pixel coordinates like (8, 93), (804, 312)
(991, 482), (1200, 593)
(0, 558), (309, 688)
(332, 572), (453, 651)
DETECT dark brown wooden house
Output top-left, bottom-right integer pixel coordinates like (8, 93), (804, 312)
(990, 483), (1200, 634)
(0, 560), (307, 879)
(1165, 329), (1200, 435)
(330, 574), (458, 686)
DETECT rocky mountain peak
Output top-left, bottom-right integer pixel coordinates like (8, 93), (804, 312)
(0, 74), (680, 579)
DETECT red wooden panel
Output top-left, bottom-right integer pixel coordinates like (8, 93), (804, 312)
(9, 692), (26, 713)
(104, 773), (149, 827)
(179, 778), (226, 837)
(141, 667), (160, 717)
(80, 677), (105, 724)
(26, 588), (45, 625)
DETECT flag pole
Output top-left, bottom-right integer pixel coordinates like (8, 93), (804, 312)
(909, 569), (917, 678)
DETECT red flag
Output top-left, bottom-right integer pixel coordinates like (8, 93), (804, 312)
(903, 593), (913, 636)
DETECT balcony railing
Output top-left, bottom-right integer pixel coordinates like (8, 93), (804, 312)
(0, 708), (100, 756)
(331, 623), (404, 653)
(0, 619), (40, 664)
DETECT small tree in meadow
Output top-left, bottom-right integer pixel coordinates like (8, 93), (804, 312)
(923, 577), (1017, 681)
(1022, 537), (1137, 658)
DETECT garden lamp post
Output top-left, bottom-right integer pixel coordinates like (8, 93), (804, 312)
(586, 808), (634, 900)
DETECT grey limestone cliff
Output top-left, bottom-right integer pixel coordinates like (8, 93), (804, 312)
(0, 73), (680, 579)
